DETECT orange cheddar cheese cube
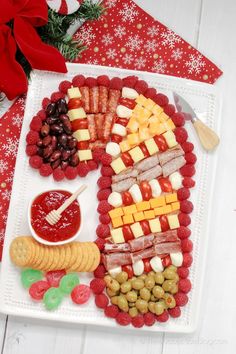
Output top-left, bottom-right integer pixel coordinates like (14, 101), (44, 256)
(162, 205), (172, 214)
(123, 214), (134, 225)
(149, 122), (160, 135)
(144, 98), (155, 111)
(150, 196), (166, 208)
(164, 119), (175, 131)
(139, 127), (150, 141)
(133, 211), (145, 222)
(112, 216), (123, 228)
(154, 207), (165, 216)
(127, 117), (139, 133)
(120, 140), (131, 152)
(127, 133), (139, 146)
(165, 193), (178, 204)
(135, 95), (147, 107)
(155, 123), (166, 135)
(123, 204), (137, 215)
(109, 207), (124, 219)
(136, 201), (150, 211)
(159, 112), (169, 121)
(137, 108), (152, 124)
(171, 201), (180, 211)
(144, 210), (155, 220)
(151, 104), (163, 116)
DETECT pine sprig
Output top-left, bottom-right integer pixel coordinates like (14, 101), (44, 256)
(52, 36), (86, 61)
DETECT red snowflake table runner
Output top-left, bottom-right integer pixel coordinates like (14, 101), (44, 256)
(0, 0), (222, 260)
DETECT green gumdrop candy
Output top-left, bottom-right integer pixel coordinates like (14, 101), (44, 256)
(43, 287), (64, 310)
(59, 273), (80, 294)
(21, 268), (43, 288)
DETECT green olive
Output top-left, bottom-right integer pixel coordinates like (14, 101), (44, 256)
(150, 294), (157, 302)
(126, 290), (138, 303)
(111, 296), (118, 305)
(170, 284), (178, 294)
(154, 272), (164, 285)
(107, 279), (120, 292)
(104, 275), (112, 285)
(152, 285), (165, 299)
(140, 287), (151, 301)
(167, 265), (177, 272)
(154, 301), (165, 315)
(145, 276), (155, 290)
(148, 271), (155, 277)
(132, 278), (144, 290)
(116, 271), (128, 284)
(163, 293), (176, 308)
(106, 288), (117, 297)
(162, 280), (176, 292)
(128, 302), (135, 307)
(138, 274), (147, 281)
(129, 307), (138, 317)
(163, 269), (177, 280)
(117, 295), (129, 312)
(135, 299), (148, 314)
(148, 301), (156, 313)
(120, 281), (132, 293)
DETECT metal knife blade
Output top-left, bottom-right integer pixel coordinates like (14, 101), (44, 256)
(173, 92), (196, 121)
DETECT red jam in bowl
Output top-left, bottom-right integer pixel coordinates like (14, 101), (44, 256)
(31, 190), (81, 242)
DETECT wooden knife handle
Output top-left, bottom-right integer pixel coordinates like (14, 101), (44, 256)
(192, 118), (220, 151)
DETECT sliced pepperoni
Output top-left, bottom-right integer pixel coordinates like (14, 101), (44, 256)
(95, 113), (105, 140)
(87, 114), (97, 142)
(90, 86), (99, 113)
(103, 112), (115, 142)
(80, 86), (90, 112)
(99, 86), (109, 113)
(107, 89), (120, 113)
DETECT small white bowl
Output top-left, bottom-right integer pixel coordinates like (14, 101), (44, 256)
(28, 189), (83, 246)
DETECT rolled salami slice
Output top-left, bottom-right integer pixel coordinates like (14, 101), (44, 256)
(131, 246), (156, 264)
(80, 86), (90, 112)
(102, 252), (132, 270)
(162, 156), (186, 177)
(90, 86), (99, 113)
(154, 241), (181, 254)
(103, 113), (115, 142)
(99, 86), (109, 113)
(137, 165), (162, 182)
(153, 230), (179, 244)
(134, 154), (159, 172)
(158, 146), (184, 166)
(104, 242), (131, 254)
(112, 177), (136, 193)
(112, 168), (139, 183)
(107, 89), (121, 113)
(87, 114), (97, 142)
(95, 113), (105, 140)
(89, 140), (106, 150)
(128, 234), (154, 252)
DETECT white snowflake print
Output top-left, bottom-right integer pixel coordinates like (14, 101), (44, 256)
(0, 229), (5, 242)
(114, 25), (126, 38)
(125, 35), (143, 52)
(1, 190), (11, 201)
(119, 3), (139, 23)
(2, 138), (18, 157)
(5, 171), (14, 184)
(0, 160), (8, 173)
(87, 59), (99, 65)
(122, 53), (134, 65)
(185, 54), (206, 74)
(76, 26), (96, 46)
(12, 114), (23, 128)
(147, 25), (159, 38)
(171, 48), (183, 61)
(134, 57), (147, 70)
(152, 59), (167, 74)
(105, 0), (117, 8)
(106, 48), (117, 59)
(101, 34), (113, 46)
(16, 97), (26, 110)
(144, 39), (158, 53)
(161, 29), (181, 49)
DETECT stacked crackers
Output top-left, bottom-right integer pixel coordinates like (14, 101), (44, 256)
(10, 236), (100, 272)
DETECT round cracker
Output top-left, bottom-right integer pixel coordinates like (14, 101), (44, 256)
(76, 243), (90, 272)
(37, 246), (50, 270)
(68, 242), (78, 269)
(10, 236), (34, 267)
(32, 243), (45, 269)
(89, 243), (101, 272)
(43, 247), (57, 271)
(67, 243), (83, 272)
(54, 246), (66, 270)
(83, 242), (96, 272)
(61, 244), (72, 270)
(47, 247), (60, 271)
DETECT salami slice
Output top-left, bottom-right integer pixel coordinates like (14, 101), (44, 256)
(95, 114), (105, 140)
(104, 242), (130, 254)
(154, 241), (181, 254)
(112, 168), (139, 183)
(162, 156), (186, 177)
(107, 89), (121, 113)
(80, 86), (90, 112)
(87, 114), (97, 142)
(131, 247), (156, 264)
(137, 165), (162, 182)
(102, 252), (132, 270)
(103, 113), (115, 142)
(134, 155), (159, 172)
(128, 234), (154, 252)
(89, 141), (106, 150)
(99, 86), (109, 113)
(90, 86), (99, 113)
(112, 177), (136, 193)
(158, 146), (184, 167)
(153, 230), (179, 244)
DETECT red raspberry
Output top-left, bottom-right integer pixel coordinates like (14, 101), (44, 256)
(65, 166), (78, 180)
(174, 292), (189, 306)
(100, 153), (112, 166)
(72, 75), (85, 87)
(99, 214), (111, 224)
(177, 266), (189, 279)
(180, 164), (196, 178)
(182, 141), (194, 152)
(134, 80), (148, 94)
(85, 77), (97, 88)
(97, 75), (110, 87)
(132, 314), (144, 328)
(26, 145), (38, 156)
(53, 168), (65, 181)
(178, 213), (191, 226)
(94, 264), (106, 278)
(97, 188), (111, 201)
(59, 80), (72, 94)
(95, 238), (106, 251)
(90, 278), (106, 294)
(182, 177), (195, 188)
(93, 148), (104, 163)
(122, 75), (138, 88)
(175, 127), (188, 143)
(177, 187), (190, 201)
(101, 166), (114, 177)
(143, 312), (156, 326)
(110, 77), (123, 90)
(116, 312), (131, 326)
(181, 239), (193, 252)
(185, 152), (197, 164)
(97, 176), (112, 189)
(172, 112), (185, 127)
(96, 224), (110, 239)
(177, 226), (191, 239)
(164, 104), (175, 117)
(145, 88), (156, 99)
(154, 93), (169, 107)
(168, 306), (181, 318)
(29, 155), (43, 169)
(104, 305), (119, 318)
(30, 116), (42, 132)
(51, 91), (64, 102)
(97, 200), (112, 214)
(180, 200), (193, 214)
(42, 97), (50, 109)
(156, 310), (169, 322)
(178, 278), (192, 293)
(26, 131), (39, 145)
(87, 160), (98, 171)
(37, 109), (46, 121)
(182, 253), (193, 267)
(95, 294), (109, 309)
(39, 163), (52, 177)
(77, 162), (90, 177)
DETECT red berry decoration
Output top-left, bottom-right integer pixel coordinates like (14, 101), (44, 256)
(101, 166), (114, 177)
(172, 112), (185, 127)
(134, 80), (148, 94)
(97, 176), (112, 189)
(71, 284), (91, 305)
(97, 75), (110, 87)
(97, 189), (111, 201)
(97, 200), (112, 214)
(182, 177), (195, 188)
(94, 264), (106, 279)
(85, 77), (97, 88)
(72, 75), (85, 87)
(174, 292), (189, 306)
(175, 127), (188, 143)
(104, 305), (119, 318)
(182, 253), (193, 268)
(182, 141), (194, 152)
(154, 93), (168, 106)
(29, 155), (43, 169)
(100, 153), (112, 166)
(53, 168), (65, 181)
(132, 314), (144, 328)
(59, 80), (72, 94)
(168, 306), (181, 318)
(87, 160), (98, 171)
(94, 238), (106, 251)
(180, 164), (196, 177)
(177, 187), (190, 200)
(77, 162), (90, 177)
(177, 267), (189, 279)
(30, 116), (42, 132)
(178, 213), (191, 226)
(143, 312), (156, 326)
(90, 278), (106, 294)
(164, 104), (175, 117)
(42, 97), (50, 109)
(116, 312), (131, 326)
(177, 226), (191, 239)
(51, 91), (64, 102)
(156, 310), (169, 322)
(110, 77), (123, 90)
(122, 75), (138, 88)
(180, 200), (194, 214)
(26, 130), (39, 145)
(99, 213), (111, 224)
(92, 148), (104, 163)
(181, 239), (193, 252)
(37, 109), (46, 120)
(39, 163), (53, 177)
(96, 224), (110, 239)
(26, 145), (38, 156)
(145, 88), (156, 99)
(185, 152), (197, 164)
(95, 293), (109, 309)
(64, 166), (78, 180)
(178, 278), (192, 293)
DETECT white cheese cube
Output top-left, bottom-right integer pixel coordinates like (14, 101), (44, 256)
(67, 87), (82, 99)
(163, 131), (177, 148)
(116, 105), (133, 118)
(112, 123), (127, 137)
(111, 157), (126, 174)
(78, 150), (92, 161)
(111, 228), (125, 243)
(106, 142), (121, 157)
(167, 214), (180, 229)
(122, 87), (139, 99)
(73, 129), (90, 142)
(144, 138), (159, 155)
(129, 184), (143, 203)
(68, 108), (86, 121)
(130, 222), (144, 238)
(149, 218), (161, 233)
(128, 147), (144, 163)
